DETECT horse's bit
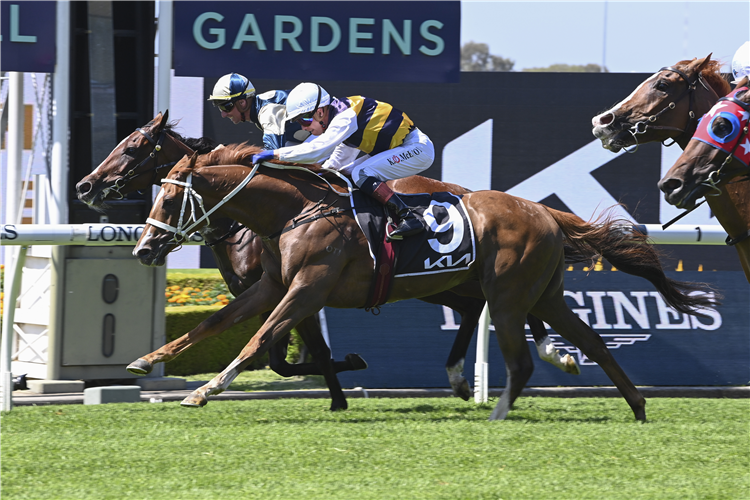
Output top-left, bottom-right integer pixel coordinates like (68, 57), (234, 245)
(624, 66), (708, 153)
(102, 127), (178, 200)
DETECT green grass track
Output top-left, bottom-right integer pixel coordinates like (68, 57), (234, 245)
(2, 397), (748, 499)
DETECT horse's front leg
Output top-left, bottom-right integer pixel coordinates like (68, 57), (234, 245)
(127, 274), (286, 375)
(182, 271), (342, 409)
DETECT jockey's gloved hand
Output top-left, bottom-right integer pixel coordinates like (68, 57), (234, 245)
(252, 150), (276, 164)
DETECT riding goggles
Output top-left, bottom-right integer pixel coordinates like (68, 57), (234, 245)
(294, 111), (316, 126)
(215, 100), (236, 113)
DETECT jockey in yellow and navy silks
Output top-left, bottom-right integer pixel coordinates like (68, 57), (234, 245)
(252, 82), (435, 241)
(208, 73), (310, 150)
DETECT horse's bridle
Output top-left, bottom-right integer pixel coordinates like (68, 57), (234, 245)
(624, 66), (709, 153)
(146, 164), (260, 245)
(688, 94), (750, 246)
(102, 127), (179, 200)
(698, 94), (750, 195)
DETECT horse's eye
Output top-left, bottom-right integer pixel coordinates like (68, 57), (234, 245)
(655, 81), (669, 92)
(123, 147), (137, 157)
(711, 117), (734, 139)
(163, 198), (175, 206)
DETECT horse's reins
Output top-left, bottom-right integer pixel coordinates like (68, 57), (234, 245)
(103, 127), (180, 200)
(147, 162), (352, 245)
(625, 66), (707, 153)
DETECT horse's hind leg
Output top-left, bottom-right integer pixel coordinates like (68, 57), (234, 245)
(419, 292), (483, 401)
(527, 315), (580, 375)
(531, 291), (646, 421)
(487, 312), (534, 421)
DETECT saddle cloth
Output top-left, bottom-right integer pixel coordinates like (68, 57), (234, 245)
(351, 190), (477, 279)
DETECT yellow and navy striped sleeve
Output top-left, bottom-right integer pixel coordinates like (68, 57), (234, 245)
(342, 96), (414, 156)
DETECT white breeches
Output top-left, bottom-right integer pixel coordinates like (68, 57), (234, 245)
(350, 128), (435, 187)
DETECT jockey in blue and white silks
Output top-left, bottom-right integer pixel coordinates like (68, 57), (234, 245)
(208, 73), (310, 150)
(254, 82), (435, 241)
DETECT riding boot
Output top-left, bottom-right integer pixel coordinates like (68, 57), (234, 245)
(359, 176), (425, 240)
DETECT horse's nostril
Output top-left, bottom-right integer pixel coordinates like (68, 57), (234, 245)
(595, 113), (614, 126)
(659, 178), (682, 195)
(77, 181), (92, 196)
(135, 247), (152, 259)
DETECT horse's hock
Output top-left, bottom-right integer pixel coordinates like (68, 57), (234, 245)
(9, 245), (171, 391)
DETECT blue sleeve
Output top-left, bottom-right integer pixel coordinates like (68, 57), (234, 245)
(262, 133), (285, 150)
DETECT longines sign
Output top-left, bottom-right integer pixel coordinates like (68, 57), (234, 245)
(325, 271), (749, 388)
(173, 1), (460, 82)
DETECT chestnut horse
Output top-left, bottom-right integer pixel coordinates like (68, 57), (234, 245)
(75, 111), (578, 410)
(592, 57), (750, 281)
(658, 78), (750, 279)
(132, 145), (716, 421)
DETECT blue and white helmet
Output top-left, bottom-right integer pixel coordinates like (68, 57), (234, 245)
(731, 41), (750, 84)
(208, 73), (256, 105)
(285, 82), (331, 122)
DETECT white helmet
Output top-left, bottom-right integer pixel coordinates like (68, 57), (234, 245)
(285, 82), (331, 122)
(731, 41), (750, 84)
(208, 73), (255, 105)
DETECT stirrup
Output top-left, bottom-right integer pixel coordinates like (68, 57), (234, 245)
(386, 217), (424, 241)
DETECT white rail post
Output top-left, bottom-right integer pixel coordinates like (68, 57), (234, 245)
(474, 302), (490, 403)
(1, 246), (28, 411)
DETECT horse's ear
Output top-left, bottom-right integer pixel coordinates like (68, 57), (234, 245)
(161, 109), (169, 126)
(188, 151), (199, 168)
(694, 53), (713, 72)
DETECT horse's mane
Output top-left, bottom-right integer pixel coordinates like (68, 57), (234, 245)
(142, 114), (217, 154)
(675, 58), (731, 97)
(198, 142), (326, 173)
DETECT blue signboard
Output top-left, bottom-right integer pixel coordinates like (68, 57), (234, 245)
(0, 1), (56, 73)
(173, 1), (460, 82)
(324, 271), (749, 388)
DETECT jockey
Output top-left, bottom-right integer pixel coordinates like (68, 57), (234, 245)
(731, 41), (750, 84)
(252, 82), (435, 241)
(208, 73), (310, 150)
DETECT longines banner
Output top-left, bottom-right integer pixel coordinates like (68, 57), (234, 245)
(0, 1), (56, 73)
(324, 272), (749, 388)
(173, 1), (460, 82)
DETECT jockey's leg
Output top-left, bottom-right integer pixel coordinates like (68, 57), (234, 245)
(351, 128), (435, 241)
(358, 176), (425, 240)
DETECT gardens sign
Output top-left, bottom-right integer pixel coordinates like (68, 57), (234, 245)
(173, 1), (460, 82)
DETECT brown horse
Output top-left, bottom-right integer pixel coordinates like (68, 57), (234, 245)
(75, 111), (578, 410)
(591, 57), (750, 281)
(132, 145), (717, 420)
(658, 77), (750, 279)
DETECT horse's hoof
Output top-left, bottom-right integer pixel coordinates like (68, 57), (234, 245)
(126, 358), (153, 375)
(181, 394), (208, 407)
(562, 354), (581, 375)
(453, 379), (472, 401)
(330, 399), (348, 411)
(345, 353), (368, 371)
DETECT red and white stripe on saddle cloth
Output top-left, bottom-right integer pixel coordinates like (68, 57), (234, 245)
(692, 86), (750, 167)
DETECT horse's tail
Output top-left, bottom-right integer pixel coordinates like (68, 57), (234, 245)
(546, 207), (720, 315)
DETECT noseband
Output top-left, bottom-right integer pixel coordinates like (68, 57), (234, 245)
(102, 127), (179, 200)
(624, 66), (707, 153)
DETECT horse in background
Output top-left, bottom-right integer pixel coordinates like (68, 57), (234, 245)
(132, 145), (717, 420)
(658, 77), (750, 279)
(591, 56), (750, 281)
